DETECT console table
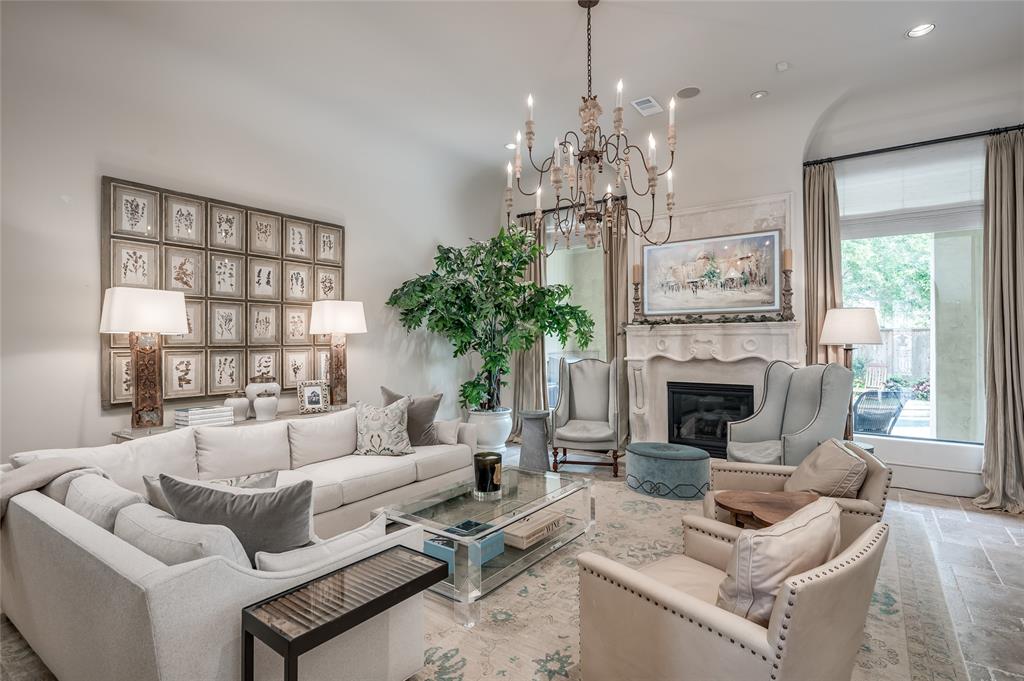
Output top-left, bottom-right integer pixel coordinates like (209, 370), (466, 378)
(111, 405), (349, 442)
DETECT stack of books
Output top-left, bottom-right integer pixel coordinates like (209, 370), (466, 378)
(174, 406), (235, 428)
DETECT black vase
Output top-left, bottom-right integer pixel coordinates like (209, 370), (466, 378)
(473, 452), (502, 501)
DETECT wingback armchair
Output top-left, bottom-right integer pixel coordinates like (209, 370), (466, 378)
(727, 361), (853, 466)
(551, 357), (627, 477)
(579, 515), (889, 681)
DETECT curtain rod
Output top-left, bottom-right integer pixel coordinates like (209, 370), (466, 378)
(803, 123), (1024, 167)
(515, 195), (625, 220)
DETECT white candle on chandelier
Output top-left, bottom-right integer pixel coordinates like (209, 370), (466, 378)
(516, 130), (522, 152)
(554, 138), (562, 166)
(607, 183), (612, 196)
(669, 97), (676, 126)
(616, 79), (623, 108)
(536, 187), (542, 211)
(528, 94), (534, 121)
(568, 144), (574, 168)
(648, 133), (657, 167)
(507, 162), (513, 188)
(667, 169), (673, 194)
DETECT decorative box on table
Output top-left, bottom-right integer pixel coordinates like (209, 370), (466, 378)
(423, 519), (504, 575)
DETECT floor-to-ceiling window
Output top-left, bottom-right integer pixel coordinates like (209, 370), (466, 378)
(836, 138), (985, 443)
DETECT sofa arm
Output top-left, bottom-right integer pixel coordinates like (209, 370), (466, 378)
(578, 552), (771, 681)
(682, 514), (741, 572)
(710, 460), (796, 492)
(456, 422), (477, 455)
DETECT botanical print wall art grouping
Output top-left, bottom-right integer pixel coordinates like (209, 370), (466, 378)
(100, 176), (345, 408)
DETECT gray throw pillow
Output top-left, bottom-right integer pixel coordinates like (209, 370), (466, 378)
(144, 470), (278, 513)
(381, 386), (442, 446)
(355, 398), (415, 456)
(158, 474), (313, 563)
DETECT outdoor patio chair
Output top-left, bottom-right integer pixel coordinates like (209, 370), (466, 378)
(852, 389), (904, 435)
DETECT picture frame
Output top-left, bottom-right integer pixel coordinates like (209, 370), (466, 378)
(208, 252), (245, 299)
(111, 184), (159, 240)
(314, 266), (342, 301)
(247, 303), (281, 345)
(297, 380), (330, 414)
(283, 347), (314, 389)
(284, 219), (313, 262)
(248, 257), (281, 301)
(315, 348), (331, 383)
(283, 262), (313, 303)
(164, 299), (206, 346)
(111, 239), (159, 289)
(109, 351), (133, 404)
(208, 301), (245, 346)
(315, 224), (343, 264)
(207, 349), (244, 395)
(247, 348), (281, 382)
(283, 304), (312, 346)
(163, 194), (205, 247)
(163, 245), (206, 296)
(208, 203), (246, 252)
(248, 211), (281, 256)
(163, 350), (206, 399)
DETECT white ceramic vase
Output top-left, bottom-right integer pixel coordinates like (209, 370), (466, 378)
(245, 380), (280, 419)
(253, 392), (280, 422)
(468, 407), (513, 453)
(223, 393), (250, 423)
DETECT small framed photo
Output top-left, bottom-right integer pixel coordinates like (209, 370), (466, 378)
(314, 266), (342, 301)
(315, 348), (331, 383)
(163, 194), (205, 246)
(208, 252), (245, 299)
(112, 183), (159, 240)
(284, 305), (312, 345)
(248, 348), (281, 382)
(248, 257), (281, 301)
(208, 203), (245, 252)
(284, 219), (313, 262)
(283, 347), (314, 389)
(208, 349), (244, 395)
(297, 380), (330, 414)
(163, 350), (205, 399)
(248, 211), (281, 256)
(165, 299), (205, 346)
(163, 246), (206, 296)
(111, 239), (159, 289)
(209, 301), (245, 346)
(248, 303), (281, 345)
(315, 332), (332, 345)
(109, 351), (133, 404)
(283, 262), (313, 303)
(315, 224), (343, 264)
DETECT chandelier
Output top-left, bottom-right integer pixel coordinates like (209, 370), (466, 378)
(503, 0), (676, 252)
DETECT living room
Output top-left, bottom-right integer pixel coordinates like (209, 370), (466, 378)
(1, 1), (1022, 680)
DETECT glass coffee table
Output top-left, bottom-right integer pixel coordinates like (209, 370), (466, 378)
(377, 467), (594, 625)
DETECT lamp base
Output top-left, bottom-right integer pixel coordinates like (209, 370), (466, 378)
(130, 331), (164, 429)
(328, 333), (349, 406)
(842, 344), (854, 439)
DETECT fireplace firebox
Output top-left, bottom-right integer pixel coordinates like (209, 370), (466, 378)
(667, 382), (755, 458)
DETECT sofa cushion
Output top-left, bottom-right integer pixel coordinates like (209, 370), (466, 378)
(355, 399), (414, 456)
(144, 470), (279, 513)
(555, 419), (614, 443)
(40, 467), (109, 505)
(726, 440), (783, 465)
(287, 408), (358, 469)
(11, 427), (199, 495)
(716, 498), (841, 627)
(114, 503), (249, 567)
(784, 438), (868, 498)
(255, 513), (386, 571)
(381, 387), (442, 446)
(640, 554), (726, 605)
(404, 444), (473, 481)
(275, 469), (344, 514)
(64, 474), (147, 531)
(195, 421), (290, 480)
(434, 419), (461, 446)
(299, 455), (416, 504)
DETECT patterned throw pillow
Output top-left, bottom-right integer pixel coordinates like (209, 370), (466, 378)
(355, 398), (415, 456)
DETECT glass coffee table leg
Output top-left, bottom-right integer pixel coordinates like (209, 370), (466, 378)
(452, 540), (482, 628)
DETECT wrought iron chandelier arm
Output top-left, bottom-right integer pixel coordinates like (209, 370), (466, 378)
(657, 150), (676, 177)
(516, 175), (541, 197)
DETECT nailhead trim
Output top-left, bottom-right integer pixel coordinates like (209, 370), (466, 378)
(684, 524), (738, 544)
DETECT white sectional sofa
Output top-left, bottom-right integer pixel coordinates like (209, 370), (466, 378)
(1, 409), (477, 681)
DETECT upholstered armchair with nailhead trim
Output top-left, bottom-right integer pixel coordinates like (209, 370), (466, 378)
(578, 516), (889, 681)
(703, 451), (892, 550)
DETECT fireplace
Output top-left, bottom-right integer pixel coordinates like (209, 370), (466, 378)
(667, 382), (755, 458)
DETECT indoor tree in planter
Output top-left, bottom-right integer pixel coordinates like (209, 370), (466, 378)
(387, 225), (594, 450)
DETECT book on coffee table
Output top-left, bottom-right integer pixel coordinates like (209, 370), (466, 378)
(501, 509), (566, 550)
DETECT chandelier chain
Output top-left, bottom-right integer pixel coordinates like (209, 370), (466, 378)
(586, 6), (592, 98)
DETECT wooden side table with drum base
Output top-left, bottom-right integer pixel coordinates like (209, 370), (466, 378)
(714, 490), (820, 529)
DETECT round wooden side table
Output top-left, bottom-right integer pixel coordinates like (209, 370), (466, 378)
(714, 490), (820, 529)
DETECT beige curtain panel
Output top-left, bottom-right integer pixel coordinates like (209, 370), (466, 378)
(803, 163), (844, 366)
(603, 202), (630, 442)
(510, 213), (549, 439)
(975, 129), (1024, 514)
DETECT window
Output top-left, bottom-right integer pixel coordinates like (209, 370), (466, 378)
(836, 138), (985, 443)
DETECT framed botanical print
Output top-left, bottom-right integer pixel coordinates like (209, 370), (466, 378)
(208, 301), (245, 346)
(315, 348), (331, 383)
(283, 347), (314, 389)
(297, 380), (330, 414)
(248, 257), (281, 301)
(207, 349), (244, 395)
(208, 203), (245, 252)
(314, 266), (342, 301)
(109, 351), (133, 404)
(247, 303), (281, 345)
(283, 262), (313, 303)
(284, 219), (313, 262)
(164, 299), (205, 346)
(208, 252), (245, 299)
(163, 246), (205, 296)
(112, 184), (159, 240)
(315, 224), (343, 264)
(111, 239), (159, 289)
(248, 211), (281, 256)
(164, 194), (205, 246)
(163, 350), (205, 399)
(283, 304), (311, 345)
(248, 348), (281, 382)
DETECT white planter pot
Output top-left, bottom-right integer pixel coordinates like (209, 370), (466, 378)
(468, 408), (513, 453)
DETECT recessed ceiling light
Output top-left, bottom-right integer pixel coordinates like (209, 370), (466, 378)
(775, 61), (790, 73)
(751, 90), (769, 100)
(906, 23), (935, 38)
(504, 142), (517, 150)
(676, 87), (701, 99)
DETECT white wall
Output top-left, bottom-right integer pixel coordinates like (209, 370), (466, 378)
(0, 2), (498, 459)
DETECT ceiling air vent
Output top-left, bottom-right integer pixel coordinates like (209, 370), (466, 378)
(631, 96), (663, 117)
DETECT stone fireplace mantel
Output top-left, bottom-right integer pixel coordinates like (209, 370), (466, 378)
(624, 322), (801, 443)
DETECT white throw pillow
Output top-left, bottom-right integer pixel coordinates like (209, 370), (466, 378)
(65, 474), (147, 531)
(784, 438), (868, 498)
(716, 498), (841, 627)
(287, 408), (358, 468)
(194, 421), (290, 479)
(434, 419), (461, 446)
(255, 513), (387, 571)
(115, 503), (249, 567)
(355, 399), (414, 456)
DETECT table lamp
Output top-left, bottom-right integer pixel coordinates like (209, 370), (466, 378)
(309, 300), (367, 405)
(819, 306), (882, 438)
(99, 287), (189, 428)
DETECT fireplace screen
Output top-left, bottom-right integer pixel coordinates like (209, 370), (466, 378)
(667, 382), (755, 458)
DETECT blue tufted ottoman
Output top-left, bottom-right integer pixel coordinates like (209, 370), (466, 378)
(625, 442), (710, 500)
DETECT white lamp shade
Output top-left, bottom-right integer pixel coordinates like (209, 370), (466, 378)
(98, 287), (189, 334)
(309, 301), (367, 335)
(819, 307), (882, 346)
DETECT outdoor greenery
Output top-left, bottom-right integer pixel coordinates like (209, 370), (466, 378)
(387, 226), (594, 411)
(841, 233), (932, 328)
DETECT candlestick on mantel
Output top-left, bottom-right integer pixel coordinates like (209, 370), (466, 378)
(632, 263), (641, 284)
(783, 248), (793, 271)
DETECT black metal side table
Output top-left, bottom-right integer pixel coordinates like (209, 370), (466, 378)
(242, 545), (447, 681)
